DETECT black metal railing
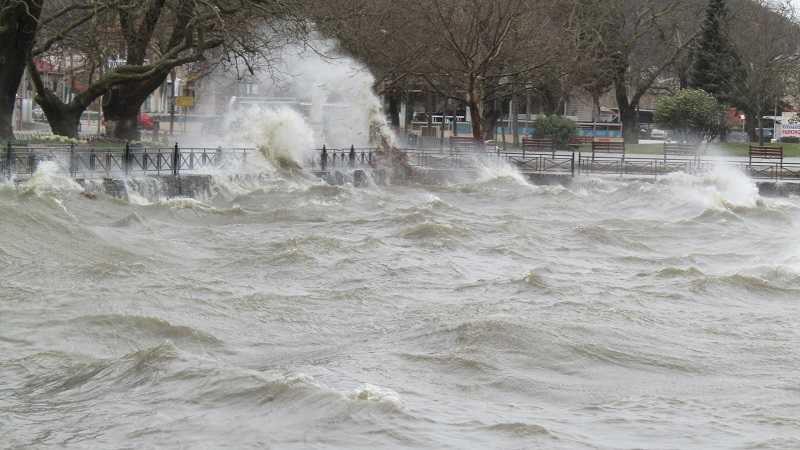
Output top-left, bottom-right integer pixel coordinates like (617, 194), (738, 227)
(1, 142), (254, 179)
(311, 145), (377, 172)
(309, 145), (800, 181)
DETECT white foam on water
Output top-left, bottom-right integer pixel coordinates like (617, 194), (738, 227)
(660, 163), (760, 210)
(349, 383), (403, 408)
(474, 156), (532, 187)
(225, 106), (316, 169)
(20, 161), (83, 197)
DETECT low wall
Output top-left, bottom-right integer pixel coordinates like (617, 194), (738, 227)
(75, 175), (213, 201)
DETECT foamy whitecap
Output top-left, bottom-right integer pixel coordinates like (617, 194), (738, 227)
(20, 161), (83, 197)
(349, 383), (403, 407)
(475, 157), (532, 187)
(660, 164), (760, 210)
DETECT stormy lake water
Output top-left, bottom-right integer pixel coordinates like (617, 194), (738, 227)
(1, 161), (799, 450)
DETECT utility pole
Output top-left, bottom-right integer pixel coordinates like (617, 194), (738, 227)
(169, 70), (176, 135)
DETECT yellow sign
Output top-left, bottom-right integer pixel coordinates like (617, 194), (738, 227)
(176, 96), (194, 108)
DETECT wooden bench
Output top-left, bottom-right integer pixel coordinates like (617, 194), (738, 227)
(591, 140), (625, 160)
(749, 145), (783, 178)
(568, 136), (594, 149)
(749, 145), (783, 164)
(521, 137), (555, 158)
(663, 143), (700, 162)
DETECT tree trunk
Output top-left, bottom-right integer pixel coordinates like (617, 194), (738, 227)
(615, 78), (640, 144)
(0, 63), (19, 140)
(468, 98), (482, 140)
(103, 73), (168, 141)
(388, 93), (400, 128)
(0, 0), (43, 140)
(757, 114), (764, 145)
(744, 111), (756, 142)
(511, 94), (519, 146)
(27, 59), (95, 138)
(591, 92), (601, 137)
(483, 98), (500, 142)
(620, 106), (639, 144)
(38, 92), (81, 137)
(467, 75), (483, 141)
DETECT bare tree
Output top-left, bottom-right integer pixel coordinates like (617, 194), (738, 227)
(597, 0), (705, 144)
(24, 0), (308, 140)
(316, 0), (564, 141)
(729, 0), (800, 143)
(0, 0), (43, 140)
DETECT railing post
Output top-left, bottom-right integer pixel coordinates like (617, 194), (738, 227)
(215, 146), (222, 166)
(5, 141), (13, 179)
(124, 142), (131, 176)
(69, 144), (75, 177)
(28, 152), (37, 175)
(570, 152), (575, 177)
(349, 145), (356, 168)
(173, 143), (180, 176)
(321, 145), (328, 171)
(89, 149), (96, 171)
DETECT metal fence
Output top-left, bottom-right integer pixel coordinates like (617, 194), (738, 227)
(309, 145), (377, 172)
(1, 143), (254, 179)
(309, 146), (800, 181)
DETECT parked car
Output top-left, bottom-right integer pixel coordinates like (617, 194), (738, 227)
(32, 105), (46, 122)
(650, 128), (668, 140)
(138, 112), (155, 130)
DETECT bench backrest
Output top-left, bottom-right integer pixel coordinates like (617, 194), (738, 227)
(521, 137), (555, 152)
(592, 140), (625, 156)
(749, 145), (783, 160)
(664, 143), (700, 158)
(569, 136), (594, 146)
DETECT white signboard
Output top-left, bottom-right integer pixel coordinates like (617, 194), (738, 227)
(780, 112), (800, 138)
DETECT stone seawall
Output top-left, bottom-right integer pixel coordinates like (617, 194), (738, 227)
(75, 175), (213, 201)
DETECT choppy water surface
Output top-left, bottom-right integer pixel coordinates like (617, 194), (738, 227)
(2, 164), (799, 449)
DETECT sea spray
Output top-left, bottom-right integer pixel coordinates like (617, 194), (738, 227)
(211, 39), (396, 155)
(474, 156), (533, 187)
(661, 163), (760, 210)
(222, 106), (315, 170)
(20, 161), (83, 197)
(267, 40), (397, 149)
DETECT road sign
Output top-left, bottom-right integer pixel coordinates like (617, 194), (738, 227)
(176, 96), (194, 108)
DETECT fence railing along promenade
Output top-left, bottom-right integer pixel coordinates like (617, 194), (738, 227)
(310, 144), (800, 181)
(4, 141), (800, 182)
(1, 142), (254, 179)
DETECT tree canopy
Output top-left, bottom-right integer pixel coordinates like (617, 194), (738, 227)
(655, 88), (722, 142)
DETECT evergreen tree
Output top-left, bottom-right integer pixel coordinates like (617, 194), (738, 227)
(688, 0), (742, 105)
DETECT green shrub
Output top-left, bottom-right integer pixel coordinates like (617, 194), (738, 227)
(781, 136), (800, 143)
(532, 114), (577, 148)
(655, 88), (723, 143)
